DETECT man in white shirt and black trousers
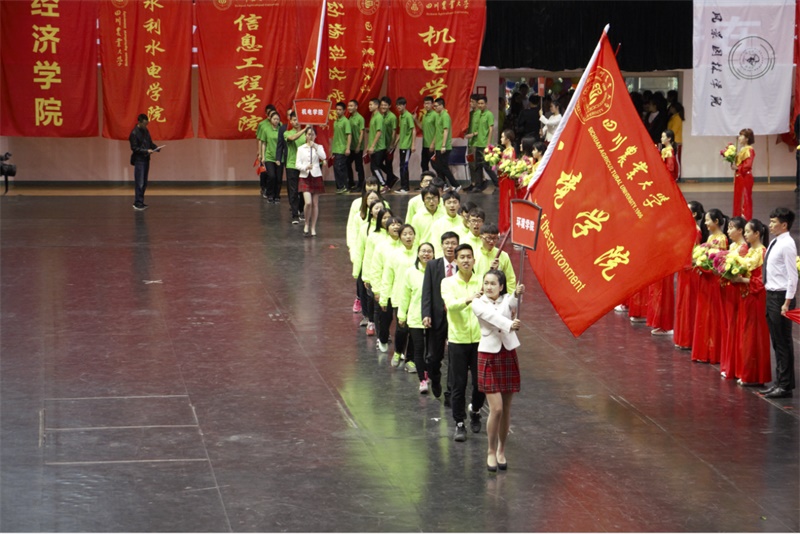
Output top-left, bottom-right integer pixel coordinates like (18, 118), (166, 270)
(760, 207), (798, 399)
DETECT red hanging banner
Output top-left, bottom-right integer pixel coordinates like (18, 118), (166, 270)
(526, 29), (696, 337)
(99, 0), (193, 140)
(195, 0), (300, 139)
(0, 0), (98, 137)
(387, 0), (485, 137)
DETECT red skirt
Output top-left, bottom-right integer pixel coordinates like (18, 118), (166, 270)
(691, 271), (725, 364)
(719, 283), (740, 378)
(646, 274), (675, 331)
(673, 268), (698, 348)
(498, 177), (516, 234)
(299, 175), (325, 194)
(628, 287), (650, 319)
(478, 347), (520, 394)
(735, 290), (772, 384)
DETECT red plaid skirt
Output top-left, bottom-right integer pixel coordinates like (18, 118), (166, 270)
(478, 347), (520, 393)
(299, 175), (325, 194)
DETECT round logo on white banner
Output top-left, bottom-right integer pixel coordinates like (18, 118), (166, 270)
(728, 36), (776, 80)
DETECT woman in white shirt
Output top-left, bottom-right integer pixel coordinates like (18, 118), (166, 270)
(471, 269), (525, 473)
(538, 100), (562, 143)
(296, 127), (327, 237)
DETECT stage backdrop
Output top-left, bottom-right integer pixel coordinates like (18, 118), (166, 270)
(387, 0), (485, 137)
(195, 0), (301, 139)
(0, 0), (98, 137)
(526, 29), (697, 337)
(692, 0), (795, 136)
(99, 0), (193, 140)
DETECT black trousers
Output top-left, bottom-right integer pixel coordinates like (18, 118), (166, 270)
(795, 150), (799, 190)
(408, 328), (428, 381)
(448, 342), (485, 423)
(370, 150), (386, 185)
(285, 168), (303, 217)
(265, 161), (281, 200)
(382, 150), (398, 187)
(347, 150), (365, 189)
(473, 146), (498, 186)
(378, 299), (394, 344)
(356, 274), (369, 317)
(333, 154), (348, 190)
(133, 159), (150, 206)
(399, 149), (411, 190)
(766, 291), (796, 390)
(432, 150), (459, 188)
(259, 170), (268, 192)
(392, 307), (409, 355)
(420, 147), (433, 174)
(426, 321), (453, 399)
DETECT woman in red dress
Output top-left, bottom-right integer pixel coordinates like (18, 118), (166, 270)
(497, 129), (517, 235)
(720, 216), (747, 379)
(674, 201), (705, 349)
(661, 129), (680, 182)
(691, 209), (728, 364)
(516, 138), (546, 199)
(732, 128), (755, 220)
(732, 219), (772, 386)
(647, 130), (682, 336)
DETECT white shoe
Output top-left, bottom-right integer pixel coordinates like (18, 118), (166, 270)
(396, 189), (409, 195)
(651, 328), (673, 336)
(614, 305), (628, 312)
(377, 341), (389, 352)
(419, 380), (429, 394)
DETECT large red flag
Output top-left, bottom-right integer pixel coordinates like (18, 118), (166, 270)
(294, 0), (391, 147)
(387, 0), (485, 137)
(99, 0), (193, 140)
(0, 0), (98, 137)
(525, 28), (697, 337)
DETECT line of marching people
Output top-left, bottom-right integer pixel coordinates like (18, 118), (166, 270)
(346, 173), (529, 471)
(617, 201), (797, 398)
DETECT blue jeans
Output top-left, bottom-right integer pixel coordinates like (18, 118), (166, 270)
(133, 159), (150, 206)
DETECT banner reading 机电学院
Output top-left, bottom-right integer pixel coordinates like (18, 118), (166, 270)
(99, 0), (193, 140)
(526, 29), (697, 337)
(0, 0), (98, 137)
(692, 0), (795, 135)
(196, 0), (301, 140)
(387, 0), (485, 138)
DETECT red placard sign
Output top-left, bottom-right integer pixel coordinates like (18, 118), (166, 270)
(510, 199), (543, 250)
(294, 99), (332, 126)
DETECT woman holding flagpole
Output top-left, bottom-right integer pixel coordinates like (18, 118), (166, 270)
(296, 127), (327, 237)
(472, 269), (525, 473)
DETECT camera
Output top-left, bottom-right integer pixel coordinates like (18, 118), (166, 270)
(0, 152), (15, 177)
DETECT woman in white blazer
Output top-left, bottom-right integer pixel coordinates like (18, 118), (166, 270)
(295, 127), (327, 237)
(471, 269), (525, 472)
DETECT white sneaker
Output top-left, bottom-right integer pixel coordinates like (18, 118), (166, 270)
(419, 380), (429, 394)
(614, 305), (628, 312)
(377, 341), (389, 352)
(396, 189), (409, 195)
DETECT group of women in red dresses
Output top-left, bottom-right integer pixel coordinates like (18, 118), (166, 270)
(623, 202), (772, 386)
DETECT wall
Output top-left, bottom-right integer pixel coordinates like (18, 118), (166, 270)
(0, 67), (794, 183)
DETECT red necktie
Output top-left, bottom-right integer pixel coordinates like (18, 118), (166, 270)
(446, 263), (453, 277)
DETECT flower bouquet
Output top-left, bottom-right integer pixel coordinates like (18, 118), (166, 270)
(720, 143), (737, 164)
(484, 145), (502, 166)
(692, 243), (719, 272)
(718, 244), (752, 280)
(796, 255), (800, 277)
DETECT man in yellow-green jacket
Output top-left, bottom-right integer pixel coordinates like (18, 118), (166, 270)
(441, 243), (486, 442)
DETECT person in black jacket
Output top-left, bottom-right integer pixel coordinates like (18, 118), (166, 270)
(129, 114), (160, 210)
(422, 230), (460, 404)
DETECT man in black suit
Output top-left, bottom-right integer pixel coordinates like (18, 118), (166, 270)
(422, 231), (460, 404)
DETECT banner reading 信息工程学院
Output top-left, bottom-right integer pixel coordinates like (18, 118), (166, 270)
(387, 0), (485, 139)
(99, 0), (193, 140)
(0, 0), (98, 137)
(196, 0), (300, 140)
(526, 29), (697, 337)
(692, 0), (795, 135)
